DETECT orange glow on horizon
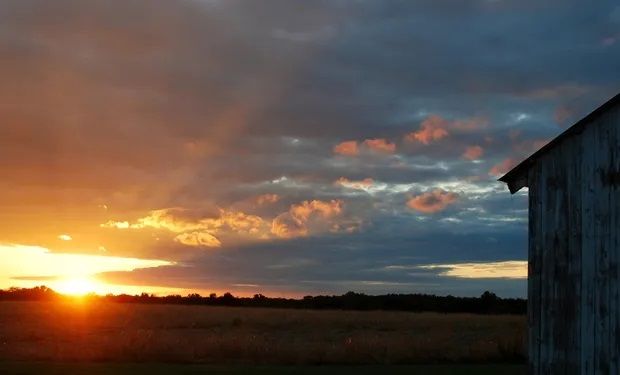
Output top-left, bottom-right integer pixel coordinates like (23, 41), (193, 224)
(0, 244), (180, 296)
(53, 277), (99, 296)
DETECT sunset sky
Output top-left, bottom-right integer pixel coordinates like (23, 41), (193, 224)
(1, 0), (619, 297)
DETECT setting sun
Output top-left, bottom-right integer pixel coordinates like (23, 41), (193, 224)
(53, 277), (99, 296)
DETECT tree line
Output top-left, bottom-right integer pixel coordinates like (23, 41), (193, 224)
(0, 286), (525, 315)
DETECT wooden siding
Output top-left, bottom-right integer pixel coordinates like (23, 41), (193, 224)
(527, 103), (620, 374)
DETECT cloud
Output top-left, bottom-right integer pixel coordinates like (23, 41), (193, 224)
(335, 177), (374, 191)
(218, 210), (265, 234)
(405, 115), (488, 145)
(58, 234), (73, 241)
(418, 261), (527, 279)
(133, 208), (207, 233)
(102, 207), (266, 247)
(462, 145), (484, 161)
(407, 189), (458, 214)
(101, 221), (131, 229)
(489, 158), (518, 177)
(333, 141), (359, 156)
(450, 117), (489, 131)
(103, 200), (353, 245)
(290, 199), (343, 221)
(174, 231), (221, 248)
(272, 199), (344, 239)
(271, 214), (308, 238)
(256, 194), (279, 205)
(405, 116), (449, 144)
(333, 138), (396, 156)
(519, 84), (591, 100)
(363, 138), (396, 154)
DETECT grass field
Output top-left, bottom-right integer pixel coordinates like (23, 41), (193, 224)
(0, 301), (526, 367)
(0, 362), (527, 375)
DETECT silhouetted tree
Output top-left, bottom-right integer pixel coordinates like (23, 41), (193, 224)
(0, 286), (526, 315)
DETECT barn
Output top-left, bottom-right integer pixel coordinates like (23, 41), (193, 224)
(500, 93), (620, 374)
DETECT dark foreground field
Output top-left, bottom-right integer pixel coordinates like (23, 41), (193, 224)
(0, 301), (525, 372)
(0, 362), (526, 375)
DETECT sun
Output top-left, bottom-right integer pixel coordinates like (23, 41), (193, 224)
(54, 277), (99, 296)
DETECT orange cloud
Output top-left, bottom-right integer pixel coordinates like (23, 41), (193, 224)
(100, 221), (131, 229)
(333, 141), (359, 156)
(450, 117), (489, 131)
(217, 210), (265, 234)
(127, 208), (210, 233)
(174, 231), (221, 248)
(256, 194), (279, 205)
(272, 199), (344, 239)
(407, 189), (458, 214)
(102, 207), (266, 247)
(363, 138), (396, 154)
(105, 209), (204, 232)
(405, 115), (488, 145)
(271, 214), (308, 238)
(335, 177), (374, 190)
(462, 145), (484, 161)
(103, 200), (355, 245)
(405, 115), (449, 144)
(0, 244), (173, 294)
(334, 139), (396, 156)
(489, 158), (518, 176)
(289, 199), (343, 221)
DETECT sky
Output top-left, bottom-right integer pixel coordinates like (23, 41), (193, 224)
(0, 0), (619, 298)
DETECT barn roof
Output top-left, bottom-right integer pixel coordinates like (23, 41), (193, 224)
(499, 92), (620, 194)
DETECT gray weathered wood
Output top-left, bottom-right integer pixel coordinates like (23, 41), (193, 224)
(528, 163), (543, 374)
(513, 100), (619, 374)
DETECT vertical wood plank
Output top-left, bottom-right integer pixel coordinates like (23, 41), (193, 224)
(529, 164), (543, 374)
(564, 135), (583, 375)
(593, 117), (611, 374)
(606, 107), (620, 374)
(550, 144), (569, 374)
(581, 122), (596, 375)
(540, 153), (557, 374)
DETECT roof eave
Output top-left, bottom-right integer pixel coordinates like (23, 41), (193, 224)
(498, 91), (620, 195)
(498, 168), (528, 194)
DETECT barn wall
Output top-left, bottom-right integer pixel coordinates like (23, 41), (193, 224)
(527, 103), (620, 374)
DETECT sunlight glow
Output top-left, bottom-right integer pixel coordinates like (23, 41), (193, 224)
(0, 244), (174, 295)
(58, 234), (73, 241)
(54, 277), (99, 296)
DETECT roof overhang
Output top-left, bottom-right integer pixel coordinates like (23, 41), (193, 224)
(499, 91), (620, 194)
(499, 167), (529, 194)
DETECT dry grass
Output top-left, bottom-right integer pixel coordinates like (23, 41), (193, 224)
(0, 301), (525, 365)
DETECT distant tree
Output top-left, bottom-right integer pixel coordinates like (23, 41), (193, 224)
(0, 286), (526, 315)
(480, 291), (498, 302)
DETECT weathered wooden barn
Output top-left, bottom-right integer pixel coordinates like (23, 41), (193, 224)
(500, 93), (620, 374)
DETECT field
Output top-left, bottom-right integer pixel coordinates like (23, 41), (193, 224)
(0, 301), (526, 373)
